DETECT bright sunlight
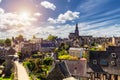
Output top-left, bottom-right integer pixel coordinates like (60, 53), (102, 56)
(19, 11), (30, 21)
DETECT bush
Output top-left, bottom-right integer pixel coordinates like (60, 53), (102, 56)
(58, 50), (68, 56)
(10, 73), (14, 80)
(58, 55), (78, 60)
(43, 57), (53, 66)
(17, 52), (22, 59)
(23, 61), (35, 71)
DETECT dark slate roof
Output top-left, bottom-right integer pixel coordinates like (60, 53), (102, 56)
(106, 46), (120, 51)
(66, 60), (87, 77)
(41, 43), (56, 47)
(89, 46), (120, 75)
(47, 60), (87, 80)
(47, 63), (65, 80)
(69, 33), (76, 35)
(87, 63), (105, 73)
(58, 61), (70, 77)
(89, 51), (109, 60)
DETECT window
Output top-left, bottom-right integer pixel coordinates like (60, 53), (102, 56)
(111, 61), (116, 66)
(111, 53), (116, 58)
(93, 60), (97, 64)
(94, 73), (98, 78)
(100, 59), (108, 66)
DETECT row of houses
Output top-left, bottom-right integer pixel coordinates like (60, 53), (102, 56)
(12, 38), (57, 58)
(69, 24), (120, 47)
(0, 47), (15, 60)
(88, 46), (120, 80)
(47, 45), (120, 80)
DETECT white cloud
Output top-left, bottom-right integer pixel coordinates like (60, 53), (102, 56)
(1, 14), (120, 39)
(48, 18), (57, 24)
(0, 8), (40, 38)
(0, 8), (4, 14)
(48, 10), (80, 24)
(34, 12), (42, 17)
(40, 1), (56, 10)
(57, 10), (80, 23)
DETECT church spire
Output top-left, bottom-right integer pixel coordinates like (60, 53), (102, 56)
(75, 23), (79, 36)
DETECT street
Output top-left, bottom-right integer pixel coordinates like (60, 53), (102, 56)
(14, 61), (30, 80)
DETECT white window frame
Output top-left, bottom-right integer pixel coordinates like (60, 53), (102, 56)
(93, 60), (97, 64)
(111, 61), (116, 66)
(111, 53), (116, 58)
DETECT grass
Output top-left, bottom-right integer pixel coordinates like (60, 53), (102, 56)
(0, 78), (11, 80)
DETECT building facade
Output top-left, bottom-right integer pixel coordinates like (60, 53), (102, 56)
(88, 46), (120, 80)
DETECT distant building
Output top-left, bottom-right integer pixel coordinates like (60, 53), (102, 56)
(69, 24), (79, 40)
(69, 47), (86, 58)
(20, 42), (34, 58)
(16, 38), (56, 58)
(0, 47), (15, 60)
(68, 24), (120, 47)
(56, 38), (73, 47)
(39, 40), (56, 52)
(68, 24), (93, 47)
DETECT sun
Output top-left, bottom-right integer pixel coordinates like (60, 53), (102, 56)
(19, 11), (30, 21)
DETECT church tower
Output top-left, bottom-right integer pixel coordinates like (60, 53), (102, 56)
(75, 23), (79, 36)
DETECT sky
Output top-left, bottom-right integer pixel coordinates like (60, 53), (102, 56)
(0, 0), (120, 39)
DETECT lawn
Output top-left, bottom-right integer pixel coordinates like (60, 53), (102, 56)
(0, 78), (11, 80)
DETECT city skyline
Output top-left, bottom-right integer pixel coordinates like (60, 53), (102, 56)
(0, 0), (120, 39)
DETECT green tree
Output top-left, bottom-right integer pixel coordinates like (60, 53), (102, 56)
(82, 52), (88, 59)
(32, 35), (36, 39)
(58, 50), (68, 56)
(0, 39), (5, 44)
(5, 38), (11, 47)
(24, 61), (35, 71)
(0, 39), (5, 46)
(43, 57), (53, 66)
(34, 58), (43, 73)
(64, 44), (69, 50)
(18, 51), (22, 59)
(16, 34), (24, 42)
(47, 34), (57, 41)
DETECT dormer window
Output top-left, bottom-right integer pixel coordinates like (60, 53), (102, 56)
(111, 61), (116, 66)
(100, 59), (108, 66)
(93, 60), (97, 64)
(111, 53), (116, 58)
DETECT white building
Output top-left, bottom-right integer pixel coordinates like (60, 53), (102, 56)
(69, 47), (86, 58)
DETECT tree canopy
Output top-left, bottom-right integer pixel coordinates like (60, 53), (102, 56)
(5, 38), (11, 47)
(46, 34), (57, 41)
(0, 39), (5, 46)
(32, 35), (36, 39)
(15, 34), (24, 41)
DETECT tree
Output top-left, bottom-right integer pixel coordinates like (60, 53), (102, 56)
(18, 51), (22, 59)
(82, 51), (88, 59)
(58, 49), (68, 56)
(43, 57), (53, 66)
(47, 34), (57, 41)
(5, 38), (11, 47)
(0, 39), (5, 46)
(64, 44), (69, 50)
(16, 34), (24, 42)
(32, 35), (36, 39)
